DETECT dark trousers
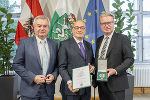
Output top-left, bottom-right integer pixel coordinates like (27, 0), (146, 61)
(62, 94), (91, 100)
(21, 84), (54, 100)
(98, 83), (125, 100)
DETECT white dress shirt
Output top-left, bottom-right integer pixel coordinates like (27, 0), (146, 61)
(36, 36), (50, 75)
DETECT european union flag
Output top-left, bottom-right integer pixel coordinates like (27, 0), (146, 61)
(83, 0), (105, 55)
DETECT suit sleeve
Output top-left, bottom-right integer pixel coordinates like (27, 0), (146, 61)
(115, 35), (134, 74)
(12, 40), (36, 85)
(58, 42), (71, 83)
(89, 43), (95, 66)
(92, 38), (102, 87)
(94, 37), (101, 74)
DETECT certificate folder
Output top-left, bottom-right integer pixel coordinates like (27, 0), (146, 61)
(97, 59), (108, 81)
(72, 65), (91, 90)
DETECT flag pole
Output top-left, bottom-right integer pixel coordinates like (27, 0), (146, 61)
(94, 86), (95, 100)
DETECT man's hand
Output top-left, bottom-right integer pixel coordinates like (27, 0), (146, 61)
(88, 63), (95, 73)
(106, 68), (117, 78)
(45, 74), (55, 84)
(34, 75), (46, 84)
(68, 83), (79, 93)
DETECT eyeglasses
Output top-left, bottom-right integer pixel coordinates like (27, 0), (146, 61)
(100, 21), (114, 25)
(73, 26), (85, 30)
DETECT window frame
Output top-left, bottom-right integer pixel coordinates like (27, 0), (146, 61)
(108, 0), (150, 63)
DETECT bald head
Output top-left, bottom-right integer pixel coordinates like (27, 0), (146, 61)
(73, 20), (85, 27)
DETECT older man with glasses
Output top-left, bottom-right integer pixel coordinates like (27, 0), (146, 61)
(58, 20), (95, 100)
(93, 12), (134, 100)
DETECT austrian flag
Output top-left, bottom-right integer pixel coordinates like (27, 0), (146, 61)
(15, 0), (46, 45)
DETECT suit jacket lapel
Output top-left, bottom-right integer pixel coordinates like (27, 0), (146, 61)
(106, 32), (117, 57)
(47, 39), (53, 73)
(32, 36), (41, 67)
(83, 41), (88, 62)
(96, 36), (104, 59)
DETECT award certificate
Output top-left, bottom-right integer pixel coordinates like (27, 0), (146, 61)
(72, 65), (91, 90)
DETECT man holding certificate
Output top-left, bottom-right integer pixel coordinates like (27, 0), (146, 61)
(58, 20), (94, 100)
(94, 12), (134, 100)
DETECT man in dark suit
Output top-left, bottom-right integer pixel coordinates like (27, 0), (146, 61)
(58, 20), (95, 100)
(13, 15), (58, 100)
(94, 12), (134, 100)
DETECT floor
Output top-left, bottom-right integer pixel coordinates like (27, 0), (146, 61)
(17, 94), (150, 100)
(133, 93), (150, 100)
(17, 88), (150, 100)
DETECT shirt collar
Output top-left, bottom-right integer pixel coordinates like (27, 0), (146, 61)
(36, 36), (47, 44)
(104, 31), (114, 39)
(73, 36), (83, 44)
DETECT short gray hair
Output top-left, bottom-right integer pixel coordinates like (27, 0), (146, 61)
(33, 15), (50, 27)
(99, 12), (115, 23)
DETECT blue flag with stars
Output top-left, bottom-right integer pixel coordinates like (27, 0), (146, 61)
(83, 0), (105, 55)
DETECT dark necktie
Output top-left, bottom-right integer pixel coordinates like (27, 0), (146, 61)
(99, 37), (109, 59)
(78, 42), (86, 60)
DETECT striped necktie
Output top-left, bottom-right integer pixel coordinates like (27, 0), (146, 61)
(99, 37), (109, 59)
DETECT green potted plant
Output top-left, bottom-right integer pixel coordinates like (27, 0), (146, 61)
(112, 0), (139, 68)
(112, 0), (139, 100)
(0, 7), (17, 100)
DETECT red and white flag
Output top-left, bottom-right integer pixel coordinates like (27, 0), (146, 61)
(15, 0), (51, 45)
(15, 0), (88, 45)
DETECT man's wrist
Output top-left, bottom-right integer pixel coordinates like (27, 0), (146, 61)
(114, 69), (117, 75)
